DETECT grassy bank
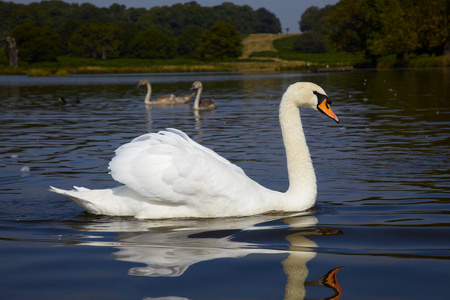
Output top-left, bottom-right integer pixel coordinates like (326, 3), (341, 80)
(0, 34), (448, 76)
(248, 34), (449, 69)
(0, 53), (315, 76)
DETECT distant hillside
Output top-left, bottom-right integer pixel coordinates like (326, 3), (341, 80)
(241, 33), (301, 58)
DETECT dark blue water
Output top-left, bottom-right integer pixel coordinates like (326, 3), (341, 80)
(1, 69), (449, 299)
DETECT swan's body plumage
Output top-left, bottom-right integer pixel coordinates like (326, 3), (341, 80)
(50, 82), (339, 219)
(190, 81), (217, 110)
(139, 79), (194, 105)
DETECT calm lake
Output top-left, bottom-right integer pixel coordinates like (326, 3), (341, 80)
(1, 69), (449, 299)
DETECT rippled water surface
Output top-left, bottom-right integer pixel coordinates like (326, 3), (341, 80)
(1, 69), (449, 299)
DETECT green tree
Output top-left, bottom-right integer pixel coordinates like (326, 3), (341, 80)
(327, 0), (450, 65)
(293, 31), (327, 53)
(12, 22), (61, 63)
(57, 19), (81, 55)
(71, 3), (110, 23)
(213, 3), (255, 33)
(327, 0), (383, 65)
(254, 8), (281, 33)
(108, 3), (128, 23)
(0, 2), (28, 34)
(198, 22), (242, 60)
(0, 1), (286, 61)
(142, 6), (174, 34)
(69, 21), (122, 59)
(129, 29), (176, 58)
(183, 2), (216, 30)
(0, 2), (26, 66)
(299, 5), (335, 34)
(127, 7), (147, 23)
(177, 25), (204, 57)
(29, 0), (71, 28)
(365, 0), (419, 63)
(116, 22), (138, 57)
(409, 0), (450, 56)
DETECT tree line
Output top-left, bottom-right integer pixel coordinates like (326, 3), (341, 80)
(296, 0), (449, 66)
(2, 0), (448, 68)
(0, 1), (281, 66)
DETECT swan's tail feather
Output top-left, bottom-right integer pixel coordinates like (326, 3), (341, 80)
(49, 186), (115, 216)
(49, 185), (139, 217)
(49, 185), (92, 197)
(49, 186), (97, 212)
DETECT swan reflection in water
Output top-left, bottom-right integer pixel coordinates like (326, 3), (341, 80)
(72, 213), (343, 300)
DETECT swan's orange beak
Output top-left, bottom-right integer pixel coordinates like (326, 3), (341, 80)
(318, 100), (339, 123)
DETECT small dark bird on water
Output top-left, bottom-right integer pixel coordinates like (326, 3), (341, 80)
(59, 97), (80, 105)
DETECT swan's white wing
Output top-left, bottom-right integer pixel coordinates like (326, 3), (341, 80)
(109, 129), (253, 206)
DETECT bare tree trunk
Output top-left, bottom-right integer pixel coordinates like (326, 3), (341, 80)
(444, 41), (450, 56)
(102, 46), (106, 60)
(6, 36), (18, 67)
(395, 52), (407, 67)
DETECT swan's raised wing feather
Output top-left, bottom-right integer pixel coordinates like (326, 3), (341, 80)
(109, 129), (249, 205)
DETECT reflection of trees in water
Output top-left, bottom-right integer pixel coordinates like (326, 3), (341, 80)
(71, 214), (343, 299)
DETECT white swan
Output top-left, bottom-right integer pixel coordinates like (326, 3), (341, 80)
(190, 81), (217, 110)
(50, 82), (339, 219)
(138, 79), (194, 105)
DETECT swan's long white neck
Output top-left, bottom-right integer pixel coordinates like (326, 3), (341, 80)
(279, 93), (316, 198)
(144, 81), (152, 104)
(193, 85), (203, 109)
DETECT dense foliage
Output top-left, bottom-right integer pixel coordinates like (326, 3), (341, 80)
(293, 5), (335, 54)
(129, 29), (176, 59)
(11, 22), (61, 63)
(1, 0), (448, 68)
(293, 31), (327, 53)
(0, 0), (280, 64)
(299, 5), (335, 34)
(197, 22), (242, 60)
(326, 0), (450, 65)
(296, 0), (449, 65)
(68, 21), (122, 59)
(177, 25), (204, 58)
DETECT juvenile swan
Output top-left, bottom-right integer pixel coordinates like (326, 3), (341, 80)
(50, 82), (339, 219)
(139, 79), (194, 105)
(190, 81), (217, 110)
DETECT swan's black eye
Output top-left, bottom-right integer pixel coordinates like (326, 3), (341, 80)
(313, 91), (332, 105)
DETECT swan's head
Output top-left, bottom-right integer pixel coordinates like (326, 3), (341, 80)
(138, 79), (149, 87)
(285, 82), (339, 123)
(190, 81), (203, 91)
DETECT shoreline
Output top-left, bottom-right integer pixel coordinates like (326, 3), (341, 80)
(0, 57), (448, 77)
(0, 61), (313, 76)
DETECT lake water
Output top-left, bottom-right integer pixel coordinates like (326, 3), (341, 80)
(1, 69), (449, 299)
